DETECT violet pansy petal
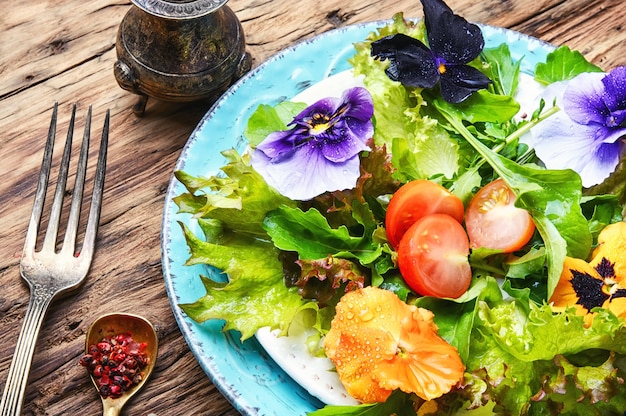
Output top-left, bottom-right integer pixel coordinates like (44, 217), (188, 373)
(599, 125), (626, 144)
(576, 140), (622, 188)
(531, 116), (621, 187)
(601, 66), (626, 111)
(340, 87), (375, 121)
(371, 34), (439, 88)
(256, 129), (304, 160)
(319, 126), (371, 163)
(562, 72), (606, 125)
(345, 116), (374, 144)
(608, 108), (626, 128)
(293, 97), (339, 123)
(253, 142), (361, 201)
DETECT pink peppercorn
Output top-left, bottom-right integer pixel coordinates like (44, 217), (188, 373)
(80, 332), (149, 399)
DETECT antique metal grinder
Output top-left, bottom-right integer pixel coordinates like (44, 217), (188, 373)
(114, 0), (251, 115)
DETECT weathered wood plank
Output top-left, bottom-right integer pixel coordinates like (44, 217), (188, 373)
(0, 0), (621, 414)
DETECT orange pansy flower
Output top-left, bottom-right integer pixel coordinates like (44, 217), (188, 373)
(324, 286), (465, 403)
(550, 222), (626, 320)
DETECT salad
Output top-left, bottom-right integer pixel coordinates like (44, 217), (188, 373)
(172, 0), (626, 414)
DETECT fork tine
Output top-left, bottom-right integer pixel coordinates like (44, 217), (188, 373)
(79, 108), (109, 262)
(42, 104), (77, 252)
(23, 103), (58, 255)
(62, 106), (91, 256)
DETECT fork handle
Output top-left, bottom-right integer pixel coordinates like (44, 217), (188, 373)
(0, 284), (56, 416)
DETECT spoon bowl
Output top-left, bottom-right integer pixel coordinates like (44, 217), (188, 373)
(85, 313), (158, 416)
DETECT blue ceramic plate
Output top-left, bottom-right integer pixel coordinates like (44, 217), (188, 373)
(161, 21), (554, 416)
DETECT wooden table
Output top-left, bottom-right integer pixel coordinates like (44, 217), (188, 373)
(0, 0), (623, 414)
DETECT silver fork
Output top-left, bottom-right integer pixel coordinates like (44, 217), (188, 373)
(0, 103), (109, 416)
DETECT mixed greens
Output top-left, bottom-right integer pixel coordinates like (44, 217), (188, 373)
(174, 13), (626, 416)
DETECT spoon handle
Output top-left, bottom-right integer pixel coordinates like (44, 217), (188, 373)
(103, 404), (122, 416)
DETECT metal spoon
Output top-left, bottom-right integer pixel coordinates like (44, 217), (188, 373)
(85, 313), (158, 416)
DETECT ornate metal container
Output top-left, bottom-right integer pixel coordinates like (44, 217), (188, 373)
(114, 0), (252, 115)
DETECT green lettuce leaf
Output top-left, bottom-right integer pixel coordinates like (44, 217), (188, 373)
(174, 149), (296, 237)
(179, 220), (309, 340)
(461, 301), (626, 415)
(391, 124), (460, 182)
(244, 101), (308, 146)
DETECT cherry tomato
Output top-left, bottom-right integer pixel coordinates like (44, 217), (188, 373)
(397, 213), (472, 298)
(464, 178), (535, 253)
(385, 180), (464, 249)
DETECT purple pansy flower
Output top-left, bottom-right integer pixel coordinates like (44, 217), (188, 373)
(251, 87), (374, 201)
(530, 67), (626, 187)
(370, 0), (491, 103)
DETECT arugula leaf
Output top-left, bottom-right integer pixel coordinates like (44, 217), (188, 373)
(504, 247), (546, 279)
(480, 43), (521, 97)
(415, 277), (503, 363)
(580, 194), (623, 242)
(308, 390), (417, 416)
(263, 202), (382, 265)
(534, 45), (603, 85)
(442, 89), (520, 123)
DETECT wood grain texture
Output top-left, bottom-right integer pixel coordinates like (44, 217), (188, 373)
(0, 0), (623, 415)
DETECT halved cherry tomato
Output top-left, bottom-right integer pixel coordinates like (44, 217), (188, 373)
(397, 214), (472, 299)
(385, 180), (464, 249)
(464, 178), (535, 253)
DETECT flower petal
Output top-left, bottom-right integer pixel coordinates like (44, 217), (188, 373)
(439, 64), (492, 103)
(601, 66), (626, 113)
(421, 0), (484, 64)
(340, 87), (375, 122)
(375, 308), (465, 401)
(370, 34), (439, 88)
(591, 222), (626, 284)
(318, 123), (371, 163)
(251, 143), (361, 200)
(324, 287), (464, 403)
(549, 256), (603, 314)
(292, 97), (339, 126)
(562, 72), (607, 125)
(318, 88), (374, 162)
(531, 113), (622, 187)
(255, 128), (306, 160)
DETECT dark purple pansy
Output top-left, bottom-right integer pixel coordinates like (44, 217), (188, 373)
(370, 0), (491, 103)
(251, 87), (374, 200)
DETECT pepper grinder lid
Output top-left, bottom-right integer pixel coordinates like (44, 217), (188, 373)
(131, 0), (229, 19)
